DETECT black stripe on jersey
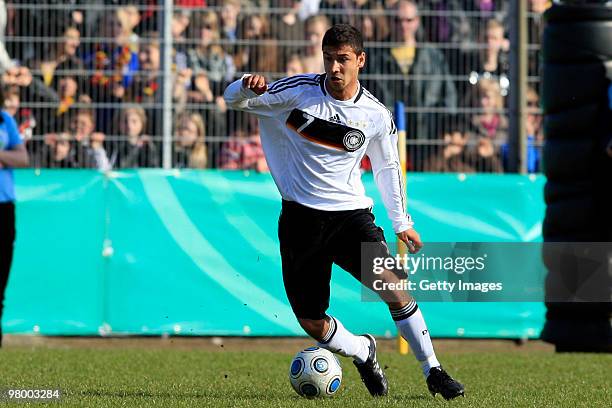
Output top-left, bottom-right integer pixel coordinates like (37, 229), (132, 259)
(354, 85), (364, 103)
(397, 166), (406, 214)
(271, 74), (321, 91)
(268, 80), (319, 95)
(286, 109), (366, 152)
(268, 74), (314, 92)
(319, 73), (326, 95)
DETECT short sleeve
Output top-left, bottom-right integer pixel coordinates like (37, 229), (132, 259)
(3, 112), (23, 149)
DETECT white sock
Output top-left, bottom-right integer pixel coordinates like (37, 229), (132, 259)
(317, 316), (370, 364)
(392, 301), (440, 377)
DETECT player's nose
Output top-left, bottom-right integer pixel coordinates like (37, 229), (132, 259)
(331, 60), (341, 73)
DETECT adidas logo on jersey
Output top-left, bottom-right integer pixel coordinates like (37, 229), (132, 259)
(328, 113), (342, 124)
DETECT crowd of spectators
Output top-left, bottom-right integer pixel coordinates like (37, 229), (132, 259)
(1, 0), (547, 173)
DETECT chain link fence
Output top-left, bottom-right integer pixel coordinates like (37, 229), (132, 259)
(2, 0), (545, 173)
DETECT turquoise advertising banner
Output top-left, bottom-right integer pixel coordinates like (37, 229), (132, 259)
(5, 170), (545, 338)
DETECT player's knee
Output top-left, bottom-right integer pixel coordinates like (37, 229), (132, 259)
(297, 318), (327, 340)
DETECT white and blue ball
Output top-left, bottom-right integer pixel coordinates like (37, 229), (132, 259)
(289, 347), (342, 398)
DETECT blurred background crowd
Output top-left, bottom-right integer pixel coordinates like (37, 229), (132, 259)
(1, 0), (549, 172)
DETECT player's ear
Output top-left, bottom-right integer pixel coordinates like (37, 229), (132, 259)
(357, 52), (366, 69)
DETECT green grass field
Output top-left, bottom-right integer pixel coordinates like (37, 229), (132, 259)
(0, 338), (610, 407)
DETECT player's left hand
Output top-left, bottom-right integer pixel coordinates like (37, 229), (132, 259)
(396, 228), (423, 254)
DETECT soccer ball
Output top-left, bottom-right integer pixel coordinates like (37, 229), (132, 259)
(288, 346), (342, 398)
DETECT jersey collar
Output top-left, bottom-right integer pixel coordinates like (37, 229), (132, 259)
(319, 73), (364, 104)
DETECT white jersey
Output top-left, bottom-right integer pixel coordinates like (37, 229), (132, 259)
(223, 73), (413, 233)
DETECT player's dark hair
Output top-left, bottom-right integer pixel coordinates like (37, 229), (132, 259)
(322, 24), (364, 55)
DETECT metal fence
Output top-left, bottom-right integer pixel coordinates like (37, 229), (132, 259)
(2, 0), (545, 173)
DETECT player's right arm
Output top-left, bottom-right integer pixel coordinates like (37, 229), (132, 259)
(223, 74), (296, 118)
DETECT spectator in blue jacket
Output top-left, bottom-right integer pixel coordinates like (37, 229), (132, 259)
(0, 85), (29, 347)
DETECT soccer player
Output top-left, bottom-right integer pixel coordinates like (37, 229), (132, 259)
(0, 86), (30, 347)
(224, 24), (464, 400)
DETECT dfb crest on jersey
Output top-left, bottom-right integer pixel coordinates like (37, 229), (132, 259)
(342, 130), (365, 152)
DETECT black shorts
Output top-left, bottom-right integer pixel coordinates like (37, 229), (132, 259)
(278, 199), (393, 320)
